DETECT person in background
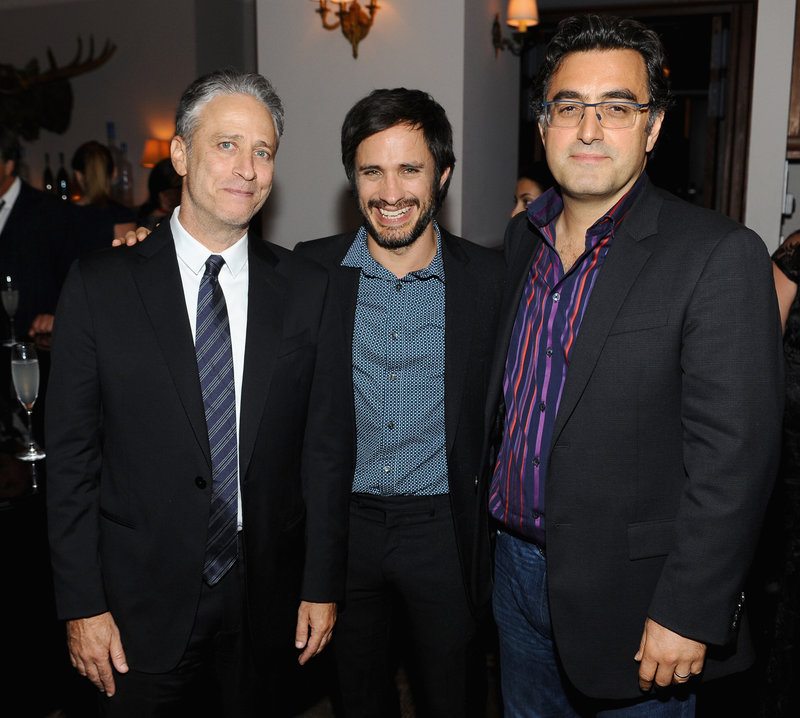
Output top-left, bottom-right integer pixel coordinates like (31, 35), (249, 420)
(482, 14), (782, 717)
(761, 228), (800, 717)
(511, 160), (555, 217)
(0, 127), (75, 338)
(70, 140), (136, 255)
(137, 157), (182, 231)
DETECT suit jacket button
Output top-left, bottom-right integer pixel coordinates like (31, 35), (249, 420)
(195, 476), (207, 489)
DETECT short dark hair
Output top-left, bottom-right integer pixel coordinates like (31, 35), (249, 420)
(175, 69), (284, 149)
(532, 15), (671, 132)
(341, 88), (455, 211)
(0, 127), (21, 171)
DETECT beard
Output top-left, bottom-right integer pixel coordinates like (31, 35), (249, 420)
(359, 193), (438, 251)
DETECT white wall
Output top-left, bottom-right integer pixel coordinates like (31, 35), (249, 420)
(2, 0), (198, 205)
(745, 0), (797, 250)
(255, 0), (519, 248)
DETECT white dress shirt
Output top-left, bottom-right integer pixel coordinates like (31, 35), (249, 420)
(170, 208), (249, 528)
(0, 177), (22, 237)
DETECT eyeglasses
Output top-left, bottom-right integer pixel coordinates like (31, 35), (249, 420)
(543, 100), (650, 129)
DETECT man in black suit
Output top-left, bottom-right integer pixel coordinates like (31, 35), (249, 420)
(0, 128), (74, 338)
(481, 15), (783, 717)
(46, 70), (351, 717)
(295, 89), (504, 718)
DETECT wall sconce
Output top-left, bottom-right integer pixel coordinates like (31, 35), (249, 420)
(492, 0), (539, 57)
(312, 0), (379, 59)
(140, 138), (172, 168)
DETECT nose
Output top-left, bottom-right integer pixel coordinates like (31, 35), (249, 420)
(234, 152), (256, 181)
(378, 173), (404, 205)
(576, 106), (604, 144)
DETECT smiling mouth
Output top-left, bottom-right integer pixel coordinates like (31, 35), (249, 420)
(378, 206), (412, 219)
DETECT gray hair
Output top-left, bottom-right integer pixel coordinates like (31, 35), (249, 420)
(175, 69), (285, 147)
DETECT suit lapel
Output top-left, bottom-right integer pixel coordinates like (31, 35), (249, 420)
(550, 183), (661, 445)
(443, 233), (476, 455)
(239, 240), (284, 480)
(130, 225), (211, 466)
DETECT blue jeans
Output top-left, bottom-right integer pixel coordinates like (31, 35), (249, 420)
(492, 531), (696, 718)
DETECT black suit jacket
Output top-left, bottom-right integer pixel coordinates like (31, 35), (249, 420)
(0, 181), (75, 335)
(481, 178), (784, 698)
(295, 228), (504, 612)
(46, 222), (352, 673)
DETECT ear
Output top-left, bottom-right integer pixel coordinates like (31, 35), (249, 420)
(645, 111), (665, 153)
(439, 165), (452, 190)
(538, 119), (548, 150)
(171, 136), (188, 178)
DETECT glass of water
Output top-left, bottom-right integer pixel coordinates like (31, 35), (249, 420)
(11, 342), (46, 462)
(2, 275), (19, 347)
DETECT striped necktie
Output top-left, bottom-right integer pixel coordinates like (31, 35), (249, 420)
(196, 255), (238, 585)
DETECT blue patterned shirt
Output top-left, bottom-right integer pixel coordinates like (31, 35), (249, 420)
(342, 224), (448, 495)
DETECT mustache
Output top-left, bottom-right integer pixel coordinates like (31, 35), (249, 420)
(367, 198), (420, 210)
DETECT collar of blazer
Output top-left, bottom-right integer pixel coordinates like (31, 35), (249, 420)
(488, 175), (663, 445)
(129, 219), (286, 476)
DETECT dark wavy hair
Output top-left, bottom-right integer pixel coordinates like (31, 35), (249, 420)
(532, 15), (672, 132)
(341, 88), (455, 211)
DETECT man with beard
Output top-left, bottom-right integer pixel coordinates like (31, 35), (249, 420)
(294, 88), (504, 718)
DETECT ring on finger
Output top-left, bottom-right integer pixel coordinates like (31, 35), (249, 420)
(673, 671), (691, 680)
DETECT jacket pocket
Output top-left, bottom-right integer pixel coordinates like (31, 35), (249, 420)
(608, 310), (668, 336)
(627, 518), (675, 560)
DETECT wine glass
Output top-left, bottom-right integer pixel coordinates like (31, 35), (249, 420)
(2, 275), (19, 347)
(11, 342), (46, 462)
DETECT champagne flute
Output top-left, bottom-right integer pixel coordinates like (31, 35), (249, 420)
(11, 342), (46, 462)
(2, 275), (19, 347)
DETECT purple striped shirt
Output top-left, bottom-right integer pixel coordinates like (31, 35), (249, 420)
(490, 176), (645, 545)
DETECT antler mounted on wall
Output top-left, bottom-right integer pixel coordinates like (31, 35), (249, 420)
(0, 36), (117, 141)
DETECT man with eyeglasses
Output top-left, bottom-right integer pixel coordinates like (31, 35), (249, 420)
(479, 14), (783, 717)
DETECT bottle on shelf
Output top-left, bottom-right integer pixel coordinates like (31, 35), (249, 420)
(106, 120), (125, 204)
(117, 142), (134, 207)
(43, 153), (55, 194)
(16, 146), (30, 183)
(56, 152), (70, 202)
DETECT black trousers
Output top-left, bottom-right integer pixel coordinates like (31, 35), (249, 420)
(100, 546), (256, 718)
(333, 493), (482, 718)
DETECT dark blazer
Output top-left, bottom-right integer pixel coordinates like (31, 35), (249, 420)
(481, 178), (784, 699)
(295, 228), (504, 612)
(46, 222), (352, 674)
(0, 180), (76, 335)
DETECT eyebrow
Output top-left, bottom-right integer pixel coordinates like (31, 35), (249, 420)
(357, 161), (426, 172)
(550, 88), (641, 103)
(211, 133), (273, 148)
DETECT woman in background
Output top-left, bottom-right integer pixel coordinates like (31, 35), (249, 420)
(70, 141), (136, 254)
(762, 229), (800, 716)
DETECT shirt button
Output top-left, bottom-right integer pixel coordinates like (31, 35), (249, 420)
(531, 510), (542, 520)
(389, 372), (398, 380)
(539, 402), (546, 412)
(390, 331), (399, 340)
(552, 292), (560, 302)
(546, 347), (553, 357)
(387, 421), (395, 429)
(383, 465), (391, 473)
(395, 280), (403, 291)
(533, 456), (540, 467)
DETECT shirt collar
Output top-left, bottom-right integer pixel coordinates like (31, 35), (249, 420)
(526, 172), (648, 238)
(170, 205), (248, 278)
(0, 177), (22, 210)
(341, 220), (445, 282)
